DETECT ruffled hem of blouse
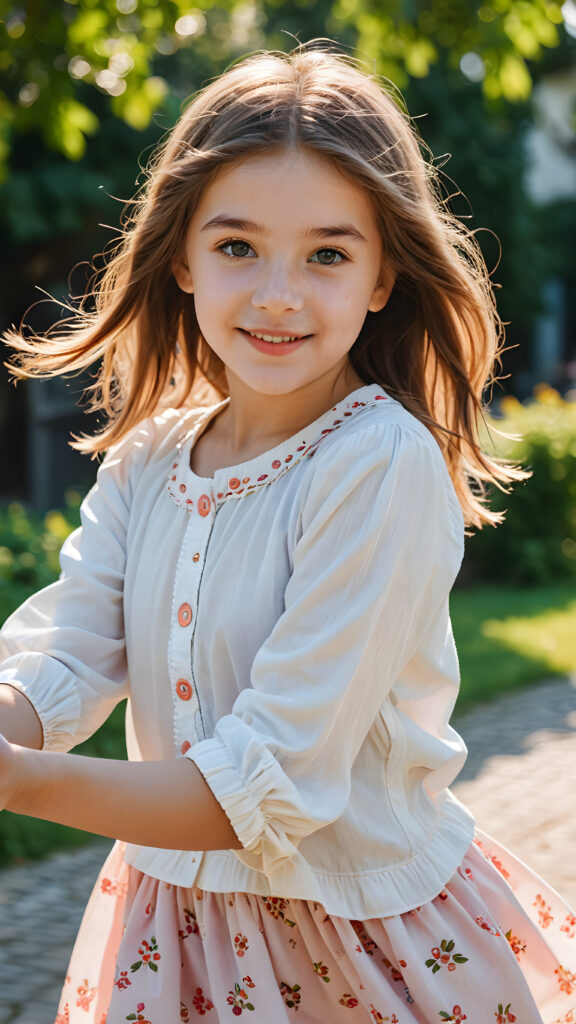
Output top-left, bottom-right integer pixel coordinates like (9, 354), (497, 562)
(122, 795), (476, 920)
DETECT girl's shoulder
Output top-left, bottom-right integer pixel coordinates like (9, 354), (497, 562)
(313, 389), (447, 470)
(97, 404), (213, 492)
(106, 404), (214, 462)
(302, 391), (465, 537)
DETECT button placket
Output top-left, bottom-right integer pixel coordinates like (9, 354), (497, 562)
(169, 492), (215, 757)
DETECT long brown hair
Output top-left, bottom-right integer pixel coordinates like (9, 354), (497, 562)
(4, 40), (525, 528)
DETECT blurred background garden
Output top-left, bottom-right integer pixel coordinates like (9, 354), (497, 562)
(0, 0), (575, 863)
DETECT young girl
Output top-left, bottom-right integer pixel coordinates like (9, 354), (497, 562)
(0, 41), (574, 1024)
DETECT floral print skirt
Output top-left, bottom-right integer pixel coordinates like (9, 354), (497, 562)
(55, 828), (576, 1024)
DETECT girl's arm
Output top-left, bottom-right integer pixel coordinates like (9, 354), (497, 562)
(0, 684), (43, 749)
(0, 735), (243, 851)
(0, 421), (159, 757)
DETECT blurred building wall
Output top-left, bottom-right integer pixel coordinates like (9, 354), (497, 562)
(525, 68), (576, 387)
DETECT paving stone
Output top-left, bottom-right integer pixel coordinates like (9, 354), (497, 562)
(0, 840), (111, 1017)
(12, 1007), (57, 1024)
(452, 673), (576, 906)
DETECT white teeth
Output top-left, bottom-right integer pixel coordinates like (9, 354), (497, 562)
(249, 331), (302, 344)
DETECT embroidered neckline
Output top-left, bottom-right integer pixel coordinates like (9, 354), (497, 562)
(167, 383), (390, 510)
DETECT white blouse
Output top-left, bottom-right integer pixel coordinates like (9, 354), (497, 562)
(0, 383), (475, 919)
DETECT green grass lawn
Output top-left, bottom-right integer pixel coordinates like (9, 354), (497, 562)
(1, 580), (575, 865)
(451, 581), (576, 711)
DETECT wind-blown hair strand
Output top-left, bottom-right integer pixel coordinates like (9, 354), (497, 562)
(4, 40), (526, 528)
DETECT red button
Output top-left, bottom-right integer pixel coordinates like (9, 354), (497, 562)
(229, 477), (240, 490)
(178, 603), (192, 627)
(192, 552), (200, 562)
(198, 494), (211, 516)
(181, 740), (191, 754)
(176, 679), (192, 701)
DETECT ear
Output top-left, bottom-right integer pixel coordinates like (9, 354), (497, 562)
(368, 266), (396, 313)
(172, 255), (194, 294)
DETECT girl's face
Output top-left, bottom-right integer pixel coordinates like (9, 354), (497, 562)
(173, 147), (395, 401)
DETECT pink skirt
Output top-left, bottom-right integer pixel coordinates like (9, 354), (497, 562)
(55, 829), (576, 1024)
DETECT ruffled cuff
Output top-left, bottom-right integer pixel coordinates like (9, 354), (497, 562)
(187, 736), (303, 879)
(0, 654), (81, 752)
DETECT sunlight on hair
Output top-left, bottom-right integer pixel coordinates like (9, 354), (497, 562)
(3, 40), (528, 530)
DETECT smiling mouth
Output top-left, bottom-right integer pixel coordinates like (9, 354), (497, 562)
(241, 329), (311, 344)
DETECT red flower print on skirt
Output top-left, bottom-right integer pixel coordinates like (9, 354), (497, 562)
(439, 1006), (468, 1023)
(114, 969), (132, 991)
(76, 980), (96, 1011)
(227, 978), (256, 1015)
(261, 896), (296, 927)
(339, 993), (360, 1008)
(494, 1003), (516, 1023)
(191, 988), (215, 1015)
(313, 960), (331, 982)
(100, 876), (129, 898)
(125, 1002), (151, 1022)
(234, 932), (249, 957)
(534, 894), (554, 929)
(473, 837), (511, 879)
(475, 915), (501, 937)
(178, 908), (199, 941)
(504, 930), (527, 959)
(131, 936), (161, 974)
(279, 979), (302, 1010)
(425, 939), (469, 973)
(555, 965), (576, 994)
(351, 920), (378, 956)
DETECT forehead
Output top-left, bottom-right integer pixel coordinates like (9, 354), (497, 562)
(193, 147), (378, 229)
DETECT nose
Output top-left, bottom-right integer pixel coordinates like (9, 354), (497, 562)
(251, 259), (304, 315)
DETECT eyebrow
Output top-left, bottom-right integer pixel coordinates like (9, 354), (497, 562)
(200, 215), (368, 244)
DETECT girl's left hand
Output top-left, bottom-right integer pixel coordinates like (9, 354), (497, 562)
(0, 732), (18, 813)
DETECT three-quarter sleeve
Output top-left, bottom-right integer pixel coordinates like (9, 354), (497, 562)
(187, 418), (465, 880)
(0, 426), (151, 752)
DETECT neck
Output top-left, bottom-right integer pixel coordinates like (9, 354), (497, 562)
(213, 366), (367, 452)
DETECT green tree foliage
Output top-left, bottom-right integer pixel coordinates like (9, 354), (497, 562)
(329, 0), (564, 98)
(0, 0), (566, 177)
(468, 387), (576, 583)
